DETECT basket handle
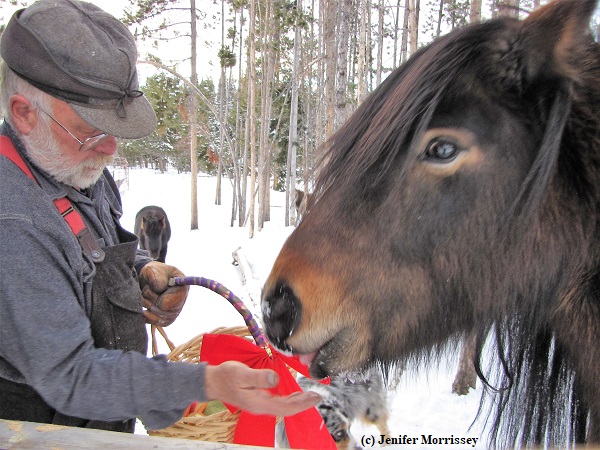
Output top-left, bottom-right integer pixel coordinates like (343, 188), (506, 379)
(150, 324), (176, 356)
(168, 276), (268, 348)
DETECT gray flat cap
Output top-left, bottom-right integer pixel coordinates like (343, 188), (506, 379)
(0, 0), (157, 139)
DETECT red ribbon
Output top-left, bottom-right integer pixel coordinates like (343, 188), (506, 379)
(200, 333), (336, 449)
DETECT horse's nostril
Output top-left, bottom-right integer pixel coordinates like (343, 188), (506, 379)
(262, 282), (301, 352)
(269, 285), (296, 319)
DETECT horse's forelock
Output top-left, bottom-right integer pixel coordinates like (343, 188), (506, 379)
(314, 22), (515, 207)
(315, 17), (578, 245)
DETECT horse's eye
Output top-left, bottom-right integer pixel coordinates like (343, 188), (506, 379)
(334, 430), (348, 441)
(425, 139), (459, 162)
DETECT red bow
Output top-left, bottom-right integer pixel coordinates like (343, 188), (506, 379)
(200, 333), (336, 449)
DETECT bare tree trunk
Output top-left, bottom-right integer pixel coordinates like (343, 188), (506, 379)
(436, 0), (444, 37)
(258, 1), (275, 230)
(303, 0), (316, 191)
(470, 0), (482, 23)
(286, 0), (302, 227)
(393, 0), (402, 69)
(324, 0), (336, 137)
(496, 0), (519, 17)
(257, 3), (268, 231)
(248, 0), (257, 238)
(409, 0), (420, 56)
(189, 0), (199, 230)
(216, 0), (225, 207)
(240, 5), (249, 227)
(229, 7), (241, 227)
(366, 2), (373, 91)
(357, 0), (369, 103)
(264, 141), (271, 223)
(304, 0), (325, 187)
(236, 7), (246, 226)
(313, 0), (326, 167)
(334, 0), (352, 131)
(376, 0), (384, 87)
(401, 0), (410, 63)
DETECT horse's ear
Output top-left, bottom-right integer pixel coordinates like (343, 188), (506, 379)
(520, 0), (597, 85)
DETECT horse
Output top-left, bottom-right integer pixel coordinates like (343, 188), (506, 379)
(294, 189), (312, 220)
(134, 205), (171, 263)
(261, 0), (600, 447)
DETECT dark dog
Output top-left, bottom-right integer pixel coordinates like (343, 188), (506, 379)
(277, 368), (390, 449)
(134, 206), (171, 263)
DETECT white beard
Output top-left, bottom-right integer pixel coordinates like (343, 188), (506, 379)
(21, 119), (113, 190)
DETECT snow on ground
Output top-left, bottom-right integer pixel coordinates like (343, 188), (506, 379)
(118, 167), (485, 448)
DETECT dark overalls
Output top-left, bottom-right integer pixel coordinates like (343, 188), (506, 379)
(0, 136), (147, 432)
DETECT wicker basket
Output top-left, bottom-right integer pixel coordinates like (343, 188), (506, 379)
(147, 277), (279, 443)
(148, 326), (254, 442)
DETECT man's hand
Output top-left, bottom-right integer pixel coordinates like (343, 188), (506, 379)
(138, 261), (189, 327)
(205, 361), (321, 417)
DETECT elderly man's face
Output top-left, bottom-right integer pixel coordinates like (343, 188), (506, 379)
(23, 99), (118, 190)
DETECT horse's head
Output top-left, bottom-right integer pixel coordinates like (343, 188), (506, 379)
(141, 215), (167, 259)
(262, 0), (600, 385)
(136, 206), (170, 262)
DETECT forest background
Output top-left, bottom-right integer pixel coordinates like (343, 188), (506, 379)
(1, 0), (599, 236)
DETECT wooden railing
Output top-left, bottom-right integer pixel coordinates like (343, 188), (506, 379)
(0, 419), (264, 449)
(5, 418), (600, 449)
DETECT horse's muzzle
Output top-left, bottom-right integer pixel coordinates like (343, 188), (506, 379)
(261, 282), (301, 353)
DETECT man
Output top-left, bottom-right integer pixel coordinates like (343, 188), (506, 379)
(0, 0), (319, 434)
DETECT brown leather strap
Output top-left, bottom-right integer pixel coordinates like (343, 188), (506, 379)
(0, 135), (105, 262)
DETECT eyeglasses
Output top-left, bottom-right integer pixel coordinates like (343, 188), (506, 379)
(37, 108), (108, 152)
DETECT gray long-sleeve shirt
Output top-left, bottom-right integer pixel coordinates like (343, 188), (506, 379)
(0, 123), (207, 430)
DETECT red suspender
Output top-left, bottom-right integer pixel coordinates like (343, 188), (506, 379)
(53, 196), (87, 235)
(0, 135), (35, 179)
(0, 135), (105, 262)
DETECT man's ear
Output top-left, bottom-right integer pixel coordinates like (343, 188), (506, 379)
(10, 94), (39, 135)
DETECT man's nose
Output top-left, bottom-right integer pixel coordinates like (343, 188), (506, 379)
(93, 135), (118, 155)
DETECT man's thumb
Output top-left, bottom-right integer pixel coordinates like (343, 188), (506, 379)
(261, 370), (279, 388)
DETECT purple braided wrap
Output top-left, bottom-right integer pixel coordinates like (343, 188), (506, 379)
(168, 276), (268, 348)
